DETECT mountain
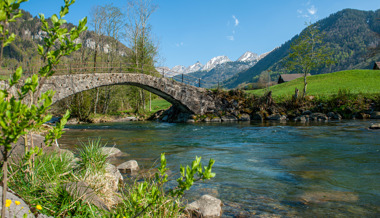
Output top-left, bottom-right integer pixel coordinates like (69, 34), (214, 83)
(223, 8), (380, 89)
(186, 61), (203, 74)
(156, 61), (204, 77)
(157, 50), (270, 87)
(201, 56), (231, 71)
(172, 65), (186, 74)
(178, 51), (269, 88)
(237, 51), (259, 62)
(3, 10), (130, 71)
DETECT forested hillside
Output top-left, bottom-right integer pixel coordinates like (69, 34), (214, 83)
(1, 6), (161, 120)
(223, 8), (380, 88)
(1, 10), (129, 71)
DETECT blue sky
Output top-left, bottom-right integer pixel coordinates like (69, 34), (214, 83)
(22, 0), (380, 68)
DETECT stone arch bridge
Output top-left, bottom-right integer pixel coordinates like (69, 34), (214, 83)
(39, 73), (216, 115)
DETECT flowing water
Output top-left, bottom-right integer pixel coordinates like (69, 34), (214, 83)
(58, 120), (380, 217)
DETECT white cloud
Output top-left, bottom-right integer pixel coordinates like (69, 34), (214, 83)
(297, 3), (318, 19)
(307, 5), (317, 15)
(226, 15), (238, 41)
(232, 15), (239, 26)
(175, 42), (184, 47)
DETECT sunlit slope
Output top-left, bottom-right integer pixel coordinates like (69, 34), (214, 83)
(247, 70), (380, 98)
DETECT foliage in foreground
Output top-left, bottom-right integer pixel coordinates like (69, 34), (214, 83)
(0, 0), (87, 216)
(4, 140), (215, 217)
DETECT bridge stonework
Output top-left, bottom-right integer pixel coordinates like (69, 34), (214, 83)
(39, 73), (216, 115)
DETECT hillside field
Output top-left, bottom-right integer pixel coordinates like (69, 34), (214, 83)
(247, 70), (380, 100)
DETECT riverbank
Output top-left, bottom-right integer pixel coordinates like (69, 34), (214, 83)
(145, 88), (380, 123)
(1, 131), (221, 217)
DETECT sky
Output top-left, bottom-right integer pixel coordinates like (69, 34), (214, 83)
(21, 0), (380, 68)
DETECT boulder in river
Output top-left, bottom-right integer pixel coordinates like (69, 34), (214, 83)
(266, 113), (287, 121)
(238, 113), (250, 121)
(210, 117), (222, 122)
(327, 112), (342, 120)
(369, 123), (380, 130)
(186, 195), (223, 217)
(117, 160), (139, 174)
(252, 112), (264, 121)
(221, 115), (238, 122)
(101, 147), (122, 158)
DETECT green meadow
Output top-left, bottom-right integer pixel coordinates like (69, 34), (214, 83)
(247, 70), (380, 100)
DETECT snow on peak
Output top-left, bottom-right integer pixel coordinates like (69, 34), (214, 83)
(237, 51), (259, 62)
(185, 61), (203, 74)
(202, 56), (231, 71)
(172, 65), (186, 74)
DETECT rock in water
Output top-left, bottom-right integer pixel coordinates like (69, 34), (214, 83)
(369, 123), (380, 130)
(101, 147), (122, 158)
(117, 160), (139, 174)
(186, 195), (223, 217)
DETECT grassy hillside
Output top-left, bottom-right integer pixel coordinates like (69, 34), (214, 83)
(223, 8), (380, 88)
(247, 70), (380, 99)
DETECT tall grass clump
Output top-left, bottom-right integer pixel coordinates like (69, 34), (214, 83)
(6, 151), (100, 217)
(76, 138), (108, 174)
(75, 138), (121, 208)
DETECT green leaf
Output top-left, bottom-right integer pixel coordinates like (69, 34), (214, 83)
(0, 10), (6, 21)
(3, 33), (16, 47)
(60, 6), (69, 18)
(37, 44), (44, 55)
(51, 14), (58, 24)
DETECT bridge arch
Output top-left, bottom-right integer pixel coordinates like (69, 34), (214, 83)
(40, 73), (215, 115)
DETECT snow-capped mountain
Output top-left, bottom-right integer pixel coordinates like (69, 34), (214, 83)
(202, 56), (231, 72)
(185, 61), (203, 74)
(172, 65), (186, 74)
(237, 51), (259, 62)
(156, 50), (272, 86)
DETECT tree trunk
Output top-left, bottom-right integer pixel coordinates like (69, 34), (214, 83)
(149, 93), (151, 112)
(94, 87), (99, 114)
(0, 41), (3, 67)
(142, 90), (146, 111)
(1, 150), (9, 218)
(302, 73), (308, 98)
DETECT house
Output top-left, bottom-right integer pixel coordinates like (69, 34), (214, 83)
(278, 73), (311, 84)
(373, 62), (380, 70)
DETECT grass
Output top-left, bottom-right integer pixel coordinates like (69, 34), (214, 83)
(3, 139), (199, 217)
(148, 98), (172, 113)
(76, 138), (108, 174)
(247, 70), (380, 100)
(119, 97), (171, 117)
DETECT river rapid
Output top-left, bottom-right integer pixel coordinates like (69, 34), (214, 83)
(58, 120), (380, 217)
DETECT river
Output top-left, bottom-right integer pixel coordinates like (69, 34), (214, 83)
(58, 120), (380, 217)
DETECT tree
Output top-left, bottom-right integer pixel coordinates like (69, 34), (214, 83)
(0, 0), (87, 216)
(286, 22), (333, 98)
(125, 0), (159, 112)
